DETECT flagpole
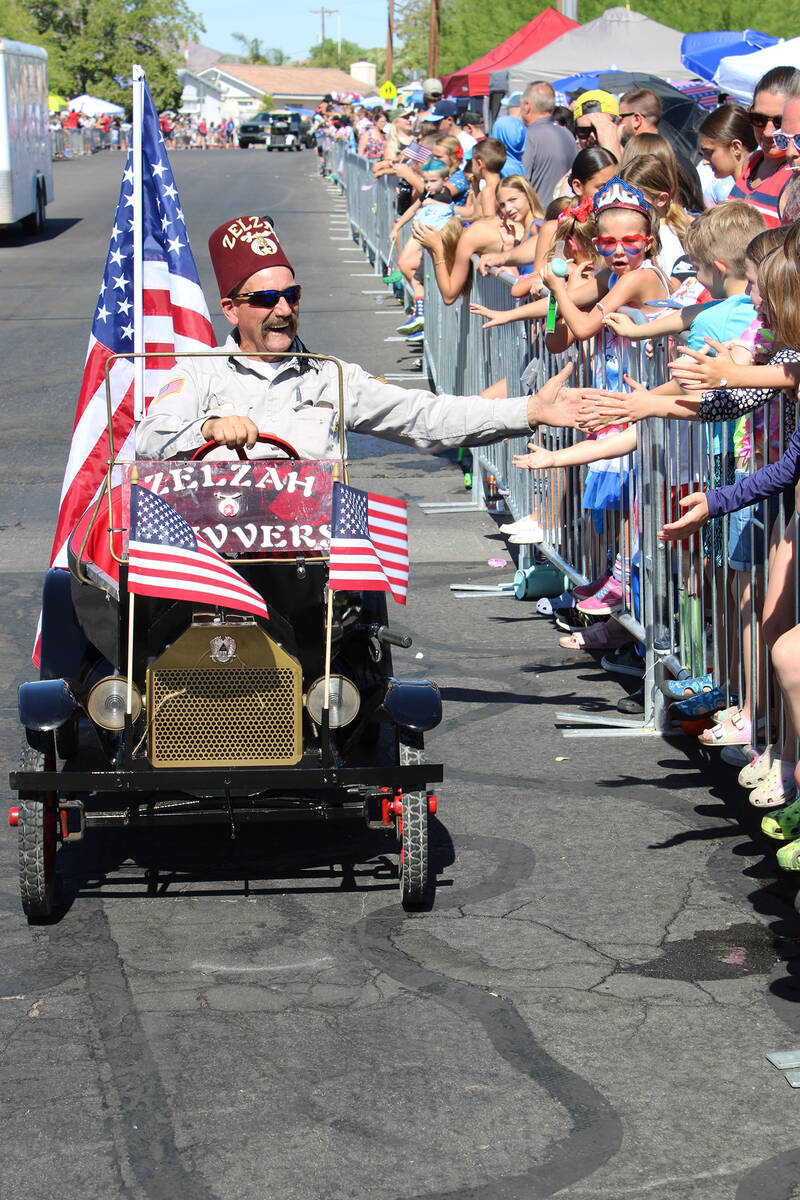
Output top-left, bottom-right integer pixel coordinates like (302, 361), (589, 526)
(126, 465), (138, 720)
(321, 463), (341, 765)
(132, 62), (145, 422)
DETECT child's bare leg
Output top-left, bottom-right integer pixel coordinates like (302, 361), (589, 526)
(770, 623), (800, 789)
(762, 513), (797, 760)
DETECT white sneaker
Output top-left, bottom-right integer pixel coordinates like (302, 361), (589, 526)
(502, 516), (541, 534)
(509, 525), (544, 544)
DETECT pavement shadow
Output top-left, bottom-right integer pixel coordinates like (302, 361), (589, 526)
(0, 217), (82, 246)
(45, 814), (456, 920)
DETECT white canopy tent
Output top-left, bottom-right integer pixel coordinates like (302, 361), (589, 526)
(68, 94), (125, 116)
(715, 37), (800, 101)
(488, 7), (695, 91)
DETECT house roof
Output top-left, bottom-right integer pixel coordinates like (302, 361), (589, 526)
(201, 64), (374, 98)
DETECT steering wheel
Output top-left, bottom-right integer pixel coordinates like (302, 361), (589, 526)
(191, 431), (301, 461)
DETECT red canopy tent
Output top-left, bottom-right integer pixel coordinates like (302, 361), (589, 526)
(442, 8), (579, 98)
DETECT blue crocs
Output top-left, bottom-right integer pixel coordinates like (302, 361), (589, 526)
(659, 672), (713, 699)
(670, 686), (735, 719)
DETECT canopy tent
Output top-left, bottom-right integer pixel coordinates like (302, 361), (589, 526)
(48, 91), (66, 111)
(715, 37), (800, 101)
(489, 7), (696, 92)
(68, 94), (125, 116)
(443, 8), (578, 98)
(681, 29), (777, 83)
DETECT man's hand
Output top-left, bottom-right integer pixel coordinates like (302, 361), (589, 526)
(201, 415), (259, 450)
(528, 362), (584, 429)
(590, 111), (622, 158)
(658, 492), (710, 541)
(668, 340), (734, 391)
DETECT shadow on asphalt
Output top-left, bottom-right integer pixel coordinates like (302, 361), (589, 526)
(0, 216), (82, 246)
(37, 814), (456, 923)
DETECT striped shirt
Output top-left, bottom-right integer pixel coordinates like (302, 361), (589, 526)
(728, 151), (793, 228)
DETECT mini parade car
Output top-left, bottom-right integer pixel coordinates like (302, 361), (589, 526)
(9, 353), (443, 919)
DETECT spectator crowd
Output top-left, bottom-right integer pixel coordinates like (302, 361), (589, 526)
(318, 67), (800, 878)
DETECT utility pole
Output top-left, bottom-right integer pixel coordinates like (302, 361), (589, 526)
(310, 7), (338, 55)
(386, 0), (393, 82)
(427, 0), (440, 79)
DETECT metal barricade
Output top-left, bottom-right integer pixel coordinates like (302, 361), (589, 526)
(334, 161), (797, 747)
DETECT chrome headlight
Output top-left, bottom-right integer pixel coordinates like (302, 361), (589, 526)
(305, 675), (360, 728)
(88, 676), (142, 730)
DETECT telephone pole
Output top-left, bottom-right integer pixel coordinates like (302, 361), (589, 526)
(310, 7), (338, 53)
(427, 0), (440, 79)
(386, 0), (394, 82)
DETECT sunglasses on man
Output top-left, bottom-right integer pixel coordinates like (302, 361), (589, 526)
(773, 129), (800, 152)
(232, 285), (302, 307)
(748, 111), (780, 129)
(575, 124), (595, 140)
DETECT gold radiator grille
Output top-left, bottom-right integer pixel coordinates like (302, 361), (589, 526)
(146, 621), (303, 769)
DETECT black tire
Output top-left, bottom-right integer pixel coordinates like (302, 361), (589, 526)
(239, 140), (250, 149)
(398, 729), (429, 907)
(18, 737), (58, 920)
(21, 182), (45, 235)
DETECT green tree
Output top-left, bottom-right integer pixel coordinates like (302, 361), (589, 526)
(5, 0), (203, 110)
(577, 0), (800, 39)
(231, 35), (288, 65)
(394, 0), (429, 77)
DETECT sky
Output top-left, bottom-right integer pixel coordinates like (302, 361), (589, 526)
(194, 0), (389, 63)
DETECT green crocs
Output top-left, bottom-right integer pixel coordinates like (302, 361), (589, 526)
(761, 790), (800, 841)
(776, 836), (800, 871)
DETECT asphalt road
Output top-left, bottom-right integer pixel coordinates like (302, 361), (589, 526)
(3, 147), (800, 1200)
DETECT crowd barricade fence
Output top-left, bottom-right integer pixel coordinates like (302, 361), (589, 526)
(51, 127), (130, 159)
(338, 156), (793, 744)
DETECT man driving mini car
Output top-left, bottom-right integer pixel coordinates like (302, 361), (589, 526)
(136, 215), (577, 460)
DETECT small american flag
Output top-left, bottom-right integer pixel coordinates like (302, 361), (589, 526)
(404, 142), (432, 167)
(128, 485), (269, 620)
(329, 482), (408, 605)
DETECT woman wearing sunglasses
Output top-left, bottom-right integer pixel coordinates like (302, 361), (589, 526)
(728, 66), (800, 227)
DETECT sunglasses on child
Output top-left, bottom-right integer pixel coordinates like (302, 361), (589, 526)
(592, 235), (648, 256)
(772, 129), (800, 152)
(748, 111), (780, 129)
(232, 285), (302, 307)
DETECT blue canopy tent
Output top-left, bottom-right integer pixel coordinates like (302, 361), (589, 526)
(681, 30), (778, 83)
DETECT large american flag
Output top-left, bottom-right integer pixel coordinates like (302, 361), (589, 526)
(128, 485), (269, 619)
(35, 80), (215, 663)
(329, 482), (408, 604)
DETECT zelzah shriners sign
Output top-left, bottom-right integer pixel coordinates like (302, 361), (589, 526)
(127, 460), (337, 557)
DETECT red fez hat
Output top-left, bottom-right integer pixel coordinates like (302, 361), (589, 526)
(207, 215), (293, 297)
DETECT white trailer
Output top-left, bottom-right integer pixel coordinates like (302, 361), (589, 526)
(0, 38), (53, 234)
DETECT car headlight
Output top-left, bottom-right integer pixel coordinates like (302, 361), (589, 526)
(87, 676), (142, 730)
(305, 675), (360, 728)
